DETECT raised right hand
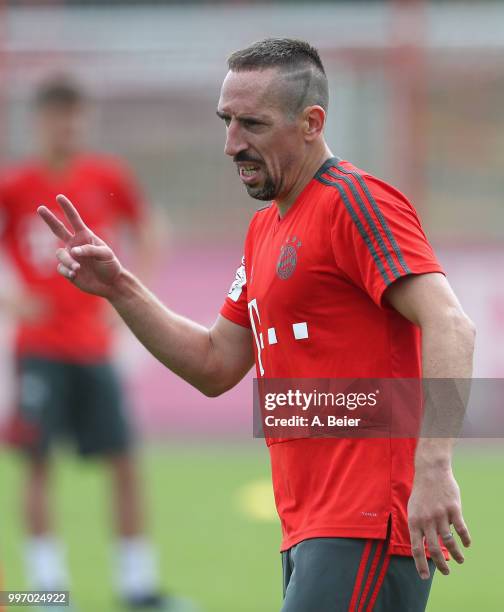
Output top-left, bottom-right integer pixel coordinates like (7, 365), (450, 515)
(38, 194), (123, 299)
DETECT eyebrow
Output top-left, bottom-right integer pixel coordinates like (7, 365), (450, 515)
(216, 110), (271, 124)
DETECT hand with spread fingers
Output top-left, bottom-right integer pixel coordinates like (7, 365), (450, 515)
(407, 461), (471, 580)
(38, 194), (123, 299)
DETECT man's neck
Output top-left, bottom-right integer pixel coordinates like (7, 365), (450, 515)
(39, 149), (76, 173)
(275, 144), (333, 218)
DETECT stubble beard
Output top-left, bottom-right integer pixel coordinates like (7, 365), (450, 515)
(245, 173), (278, 201)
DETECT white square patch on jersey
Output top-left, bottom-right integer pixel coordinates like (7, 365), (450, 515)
(267, 327), (278, 345)
(292, 322), (309, 340)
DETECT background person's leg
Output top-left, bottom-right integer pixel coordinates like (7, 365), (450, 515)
(15, 357), (71, 592)
(109, 452), (146, 538)
(108, 452), (161, 604)
(24, 456), (69, 591)
(25, 456), (50, 537)
(73, 361), (166, 608)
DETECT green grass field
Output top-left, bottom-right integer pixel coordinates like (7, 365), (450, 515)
(1, 443), (503, 611)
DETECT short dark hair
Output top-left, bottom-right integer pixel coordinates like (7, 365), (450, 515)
(227, 38), (329, 115)
(34, 76), (85, 109)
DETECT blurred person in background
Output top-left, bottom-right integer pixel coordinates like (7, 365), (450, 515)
(0, 76), (175, 610)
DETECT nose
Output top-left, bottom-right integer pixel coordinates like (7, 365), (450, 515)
(224, 119), (248, 158)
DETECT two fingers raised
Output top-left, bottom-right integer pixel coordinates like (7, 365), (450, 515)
(37, 194), (87, 243)
(39, 195), (113, 281)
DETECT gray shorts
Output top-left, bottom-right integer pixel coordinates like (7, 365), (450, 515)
(11, 356), (132, 458)
(281, 533), (435, 612)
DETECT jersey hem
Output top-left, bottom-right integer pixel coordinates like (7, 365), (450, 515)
(281, 531), (448, 560)
(280, 530), (449, 561)
(280, 524), (389, 553)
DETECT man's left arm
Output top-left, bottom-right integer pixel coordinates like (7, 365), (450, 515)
(111, 161), (166, 282)
(385, 272), (475, 580)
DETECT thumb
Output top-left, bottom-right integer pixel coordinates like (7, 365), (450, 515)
(71, 245), (114, 261)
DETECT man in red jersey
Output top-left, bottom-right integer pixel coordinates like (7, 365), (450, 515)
(37, 40), (475, 611)
(0, 77), (173, 610)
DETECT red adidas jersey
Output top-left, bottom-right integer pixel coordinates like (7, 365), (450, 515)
(220, 157), (444, 556)
(0, 154), (144, 362)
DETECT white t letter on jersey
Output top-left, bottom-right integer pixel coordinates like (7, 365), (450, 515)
(248, 298), (265, 377)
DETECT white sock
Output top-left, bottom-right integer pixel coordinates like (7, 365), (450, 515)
(116, 536), (159, 599)
(25, 535), (69, 590)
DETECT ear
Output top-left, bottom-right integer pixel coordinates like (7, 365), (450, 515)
(302, 105), (325, 142)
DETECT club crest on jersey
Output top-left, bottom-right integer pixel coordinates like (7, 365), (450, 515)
(276, 236), (302, 280)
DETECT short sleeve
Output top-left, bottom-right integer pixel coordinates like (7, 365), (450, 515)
(220, 255), (251, 328)
(330, 172), (444, 307)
